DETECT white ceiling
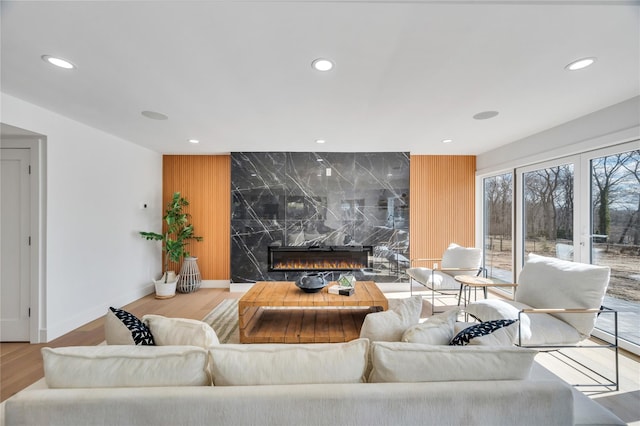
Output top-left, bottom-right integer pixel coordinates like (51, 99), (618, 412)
(1, 1), (638, 155)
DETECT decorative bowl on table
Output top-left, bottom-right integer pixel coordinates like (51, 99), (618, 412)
(295, 272), (328, 293)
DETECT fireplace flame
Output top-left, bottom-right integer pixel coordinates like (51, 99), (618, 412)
(273, 259), (365, 270)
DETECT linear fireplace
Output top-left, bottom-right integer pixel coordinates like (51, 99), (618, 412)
(268, 245), (373, 272)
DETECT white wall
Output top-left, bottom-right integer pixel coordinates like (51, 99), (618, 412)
(1, 93), (163, 341)
(476, 96), (640, 174)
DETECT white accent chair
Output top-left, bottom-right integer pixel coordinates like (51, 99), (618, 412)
(407, 243), (483, 313)
(465, 253), (618, 390)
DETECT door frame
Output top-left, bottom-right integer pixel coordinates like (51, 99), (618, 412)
(1, 135), (46, 343)
(578, 140), (640, 353)
(514, 154), (581, 277)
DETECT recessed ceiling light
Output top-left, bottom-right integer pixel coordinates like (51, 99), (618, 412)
(473, 111), (499, 120)
(312, 58), (334, 71)
(565, 57), (596, 71)
(188, 139), (199, 144)
(41, 55), (75, 69)
(141, 110), (169, 120)
(442, 139), (453, 144)
(315, 139), (326, 144)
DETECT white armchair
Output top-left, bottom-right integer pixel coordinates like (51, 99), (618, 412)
(465, 254), (618, 390)
(407, 243), (483, 313)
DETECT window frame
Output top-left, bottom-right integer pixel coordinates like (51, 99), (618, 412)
(477, 140), (640, 354)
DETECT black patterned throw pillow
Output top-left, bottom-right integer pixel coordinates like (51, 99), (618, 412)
(450, 319), (517, 346)
(109, 307), (155, 345)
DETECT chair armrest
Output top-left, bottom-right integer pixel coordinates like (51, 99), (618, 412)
(516, 306), (618, 349)
(410, 258), (442, 267)
(520, 308), (602, 314)
(439, 267), (478, 272)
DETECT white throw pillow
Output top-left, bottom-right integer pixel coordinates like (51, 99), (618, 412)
(359, 296), (423, 342)
(209, 338), (369, 386)
(406, 268), (461, 291)
(465, 299), (533, 341)
(401, 308), (459, 345)
(406, 267), (433, 284)
(465, 299), (584, 346)
(517, 254), (610, 337)
(42, 345), (210, 388)
(142, 314), (220, 348)
(441, 243), (482, 270)
(368, 342), (536, 383)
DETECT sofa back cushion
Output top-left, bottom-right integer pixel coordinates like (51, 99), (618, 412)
(42, 345), (210, 388)
(209, 338), (369, 386)
(142, 314), (219, 348)
(441, 243), (482, 271)
(401, 308), (458, 345)
(516, 254), (610, 337)
(368, 342), (536, 383)
(359, 296), (422, 342)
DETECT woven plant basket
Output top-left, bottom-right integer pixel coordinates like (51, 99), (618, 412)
(177, 257), (202, 293)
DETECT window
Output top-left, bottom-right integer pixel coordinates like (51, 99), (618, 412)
(483, 173), (513, 283)
(480, 142), (639, 353)
(587, 148), (640, 347)
(522, 163), (574, 261)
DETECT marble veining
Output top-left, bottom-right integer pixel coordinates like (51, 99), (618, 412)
(231, 152), (409, 283)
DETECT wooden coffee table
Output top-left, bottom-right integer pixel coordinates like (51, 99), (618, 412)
(238, 281), (388, 343)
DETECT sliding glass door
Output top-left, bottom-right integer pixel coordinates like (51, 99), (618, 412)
(481, 141), (639, 352)
(585, 146), (639, 348)
(522, 162), (575, 261)
(483, 173), (513, 284)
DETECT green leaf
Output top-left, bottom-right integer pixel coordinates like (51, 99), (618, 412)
(139, 191), (203, 275)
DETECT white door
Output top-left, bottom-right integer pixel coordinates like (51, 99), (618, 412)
(1, 148), (31, 341)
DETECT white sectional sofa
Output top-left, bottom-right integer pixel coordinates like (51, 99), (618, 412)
(2, 339), (626, 426)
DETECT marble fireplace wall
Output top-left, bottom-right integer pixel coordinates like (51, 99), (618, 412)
(231, 152), (410, 283)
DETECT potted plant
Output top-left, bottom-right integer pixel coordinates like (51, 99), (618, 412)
(140, 192), (203, 298)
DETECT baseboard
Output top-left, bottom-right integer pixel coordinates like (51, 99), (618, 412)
(229, 282), (254, 293)
(43, 284), (155, 342)
(200, 280), (231, 289)
(374, 281), (411, 293)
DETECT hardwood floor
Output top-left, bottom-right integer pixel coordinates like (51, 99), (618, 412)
(1, 288), (639, 425)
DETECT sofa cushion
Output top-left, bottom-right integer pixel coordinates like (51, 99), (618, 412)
(406, 268), (460, 291)
(516, 253), (610, 337)
(441, 243), (482, 270)
(142, 314), (219, 348)
(450, 319), (518, 346)
(209, 338), (369, 386)
(359, 296), (422, 341)
(368, 342), (536, 383)
(105, 307), (155, 345)
(42, 345), (210, 388)
(466, 299), (585, 345)
(465, 299), (532, 340)
(401, 308), (458, 345)
(407, 244), (481, 291)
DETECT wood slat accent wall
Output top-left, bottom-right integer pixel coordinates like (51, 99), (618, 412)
(162, 155), (231, 280)
(410, 155), (476, 264)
